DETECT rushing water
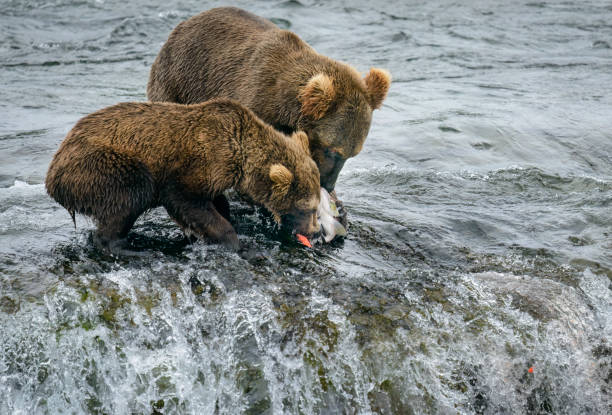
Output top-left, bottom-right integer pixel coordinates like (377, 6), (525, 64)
(1, 0), (611, 413)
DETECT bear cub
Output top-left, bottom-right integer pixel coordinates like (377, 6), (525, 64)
(46, 99), (321, 254)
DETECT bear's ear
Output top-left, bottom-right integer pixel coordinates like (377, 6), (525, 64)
(291, 131), (310, 155)
(298, 73), (335, 120)
(269, 164), (294, 196)
(364, 68), (391, 110)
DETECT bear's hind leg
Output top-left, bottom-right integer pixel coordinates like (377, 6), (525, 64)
(163, 195), (239, 251)
(72, 146), (155, 256)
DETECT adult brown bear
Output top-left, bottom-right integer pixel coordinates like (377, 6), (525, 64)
(147, 7), (391, 193)
(46, 99), (320, 255)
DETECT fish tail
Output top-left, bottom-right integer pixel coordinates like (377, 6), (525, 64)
(334, 221), (347, 237)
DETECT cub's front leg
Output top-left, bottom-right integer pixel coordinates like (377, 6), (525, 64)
(162, 191), (239, 250)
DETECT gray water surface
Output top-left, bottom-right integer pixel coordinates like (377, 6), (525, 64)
(1, 0), (611, 413)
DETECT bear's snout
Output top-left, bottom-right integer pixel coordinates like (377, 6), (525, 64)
(282, 211), (319, 237)
(313, 147), (346, 192)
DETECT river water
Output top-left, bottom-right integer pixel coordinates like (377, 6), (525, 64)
(1, 0), (611, 413)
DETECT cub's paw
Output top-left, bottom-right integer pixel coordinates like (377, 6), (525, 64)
(93, 234), (149, 258)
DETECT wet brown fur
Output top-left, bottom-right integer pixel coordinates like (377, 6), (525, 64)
(147, 7), (391, 191)
(45, 99), (320, 252)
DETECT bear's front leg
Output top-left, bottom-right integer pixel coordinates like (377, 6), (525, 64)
(94, 213), (148, 257)
(164, 196), (239, 251)
(212, 194), (231, 221)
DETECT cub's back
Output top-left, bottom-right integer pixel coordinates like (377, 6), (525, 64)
(59, 103), (196, 153)
(49, 100), (249, 178)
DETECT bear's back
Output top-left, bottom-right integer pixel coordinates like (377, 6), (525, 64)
(148, 8), (279, 103)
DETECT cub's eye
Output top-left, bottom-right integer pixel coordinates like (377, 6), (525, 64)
(298, 209), (316, 216)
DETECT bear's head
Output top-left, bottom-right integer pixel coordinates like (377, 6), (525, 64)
(261, 131), (321, 237)
(297, 67), (391, 191)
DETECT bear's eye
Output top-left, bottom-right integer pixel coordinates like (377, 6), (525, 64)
(324, 147), (344, 159)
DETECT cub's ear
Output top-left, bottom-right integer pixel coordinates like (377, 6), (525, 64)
(291, 131), (310, 155)
(364, 68), (391, 110)
(298, 73), (335, 120)
(269, 164), (294, 196)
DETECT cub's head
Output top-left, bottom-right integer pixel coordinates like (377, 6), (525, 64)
(265, 131), (321, 237)
(297, 67), (391, 191)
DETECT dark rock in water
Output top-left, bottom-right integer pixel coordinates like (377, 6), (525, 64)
(439, 125), (461, 133)
(0, 296), (20, 314)
(592, 40), (610, 49)
(391, 31), (410, 42)
(471, 141), (493, 150)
